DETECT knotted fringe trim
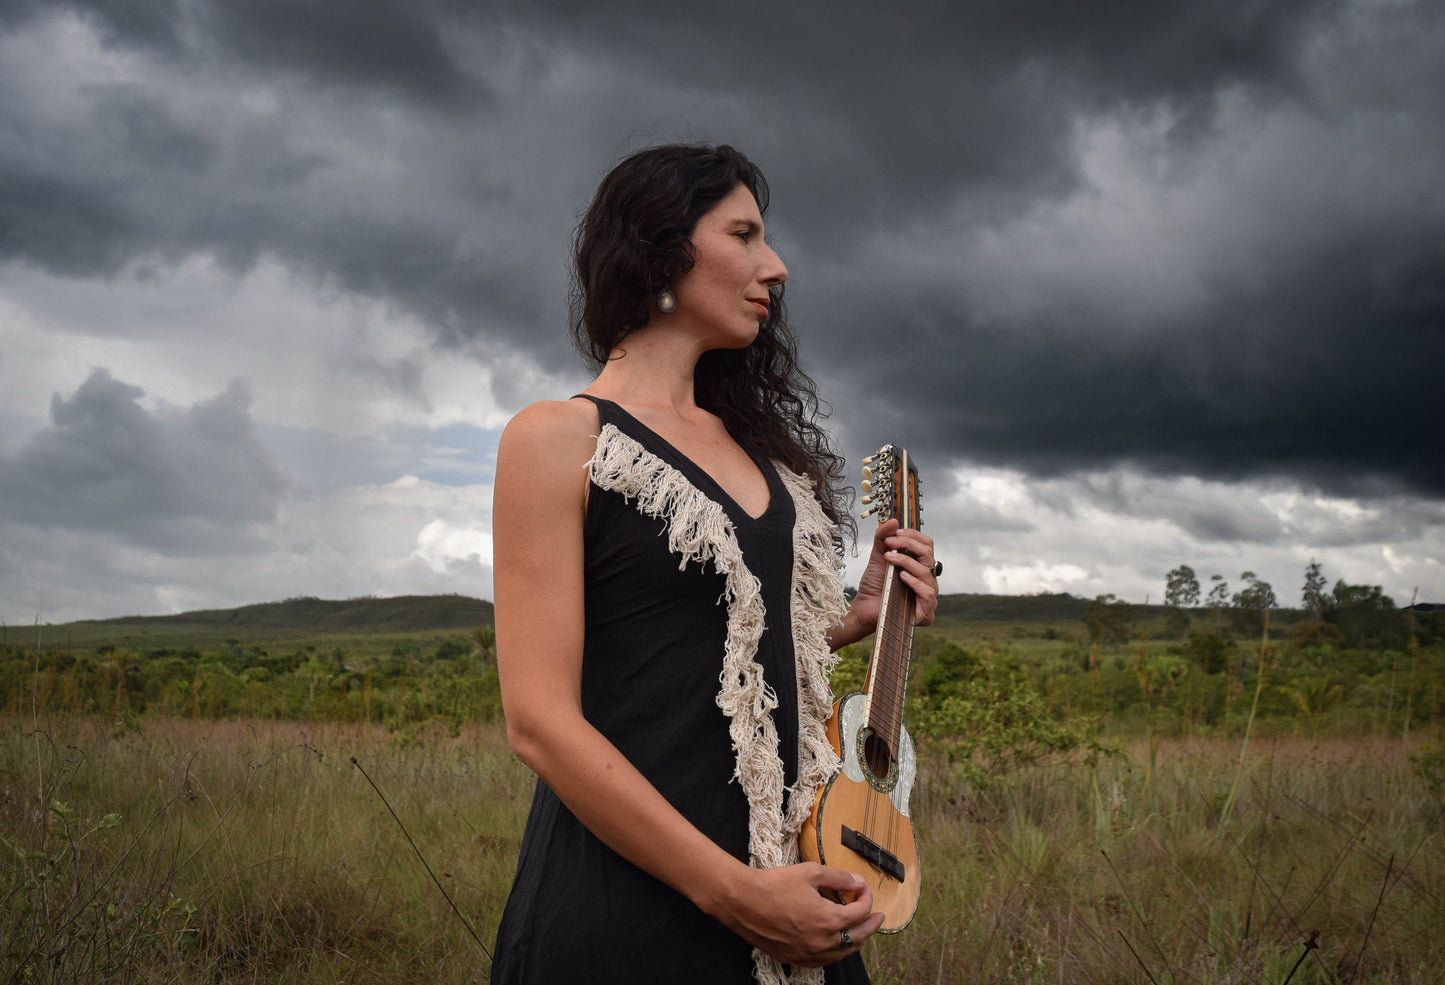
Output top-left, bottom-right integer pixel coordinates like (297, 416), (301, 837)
(587, 425), (845, 985)
(756, 465), (849, 985)
(775, 464), (848, 845)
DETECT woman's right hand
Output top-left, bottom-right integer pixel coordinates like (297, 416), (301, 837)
(705, 861), (885, 966)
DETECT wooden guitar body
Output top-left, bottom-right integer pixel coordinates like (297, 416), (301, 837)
(801, 690), (920, 932)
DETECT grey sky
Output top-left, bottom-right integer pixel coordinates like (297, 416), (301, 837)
(2, 0), (1441, 623)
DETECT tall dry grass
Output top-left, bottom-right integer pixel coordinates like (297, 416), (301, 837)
(1, 716), (531, 983)
(887, 736), (1443, 984)
(3, 718), (1440, 983)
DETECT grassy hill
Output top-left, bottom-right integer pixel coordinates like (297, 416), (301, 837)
(934, 591), (1089, 623)
(77, 594), (496, 633)
(33, 592), (1088, 645)
(29, 589), (1427, 659)
(23, 591), (1315, 649)
(13, 594), (495, 655)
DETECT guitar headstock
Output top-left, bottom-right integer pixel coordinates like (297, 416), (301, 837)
(860, 443), (921, 532)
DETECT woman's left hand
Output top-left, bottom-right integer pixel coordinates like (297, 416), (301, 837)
(843, 519), (939, 642)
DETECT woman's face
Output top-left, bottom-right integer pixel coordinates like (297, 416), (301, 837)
(666, 183), (788, 349)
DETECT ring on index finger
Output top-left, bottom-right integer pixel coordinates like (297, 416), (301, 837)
(932, 560), (943, 577)
(840, 927), (853, 948)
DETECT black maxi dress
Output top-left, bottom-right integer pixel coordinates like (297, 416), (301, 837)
(491, 397), (869, 984)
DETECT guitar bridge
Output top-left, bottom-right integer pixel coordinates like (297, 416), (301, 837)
(841, 825), (905, 882)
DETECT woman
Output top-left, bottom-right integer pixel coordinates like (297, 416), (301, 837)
(491, 144), (938, 984)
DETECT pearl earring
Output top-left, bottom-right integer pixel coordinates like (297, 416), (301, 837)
(656, 288), (677, 314)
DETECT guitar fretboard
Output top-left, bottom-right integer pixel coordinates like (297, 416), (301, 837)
(863, 446), (919, 755)
(866, 563), (916, 752)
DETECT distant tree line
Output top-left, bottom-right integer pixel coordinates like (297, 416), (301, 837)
(1149, 560), (1420, 648)
(1063, 558), (1442, 737)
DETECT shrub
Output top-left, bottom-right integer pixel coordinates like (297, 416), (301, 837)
(908, 645), (1109, 787)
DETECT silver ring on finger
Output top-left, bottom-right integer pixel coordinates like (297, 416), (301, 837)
(840, 927), (853, 947)
(932, 560), (943, 577)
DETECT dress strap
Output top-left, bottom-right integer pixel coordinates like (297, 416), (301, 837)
(571, 392), (619, 429)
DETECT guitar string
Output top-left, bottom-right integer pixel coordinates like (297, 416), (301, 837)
(886, 559), (916, 868)
(869, 580), (914, 750)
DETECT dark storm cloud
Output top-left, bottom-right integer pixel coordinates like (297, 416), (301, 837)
(0, 369), (286, 552)
(502, 0), (1338, 232)
(0, 170), (144, 276)
(1, 0), (1442, 500)
(198, 0), (485, 108)
(91, 87), (217, 172)
(0, 0), (185, 51)
(0, 54), (554, 355)
(0, 0), (1339, 288)
(3, 0), (480, 105)
(831, 215), (1445, 498)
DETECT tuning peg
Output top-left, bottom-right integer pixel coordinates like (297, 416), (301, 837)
(860, 495), (872, 506)
(861, 480), (873, 495)
(861, 465), (872, 480)
(862, 454), (875, 466)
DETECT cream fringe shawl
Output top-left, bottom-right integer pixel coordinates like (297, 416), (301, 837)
(587, 423), (850, 985)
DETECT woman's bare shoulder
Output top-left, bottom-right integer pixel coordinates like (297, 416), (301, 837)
(497, 398), (601, 478)
(503, 397), (599, 439)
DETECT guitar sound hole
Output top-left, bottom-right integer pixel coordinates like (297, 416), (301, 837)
(862, 730), (893, 780)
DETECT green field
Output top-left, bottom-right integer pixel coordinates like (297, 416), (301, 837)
(2, 593), (1442, 983)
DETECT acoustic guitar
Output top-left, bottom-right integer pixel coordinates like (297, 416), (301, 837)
(801, 443), (922, 932)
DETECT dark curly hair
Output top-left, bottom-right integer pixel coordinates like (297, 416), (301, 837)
(571, 144), (852, 538)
